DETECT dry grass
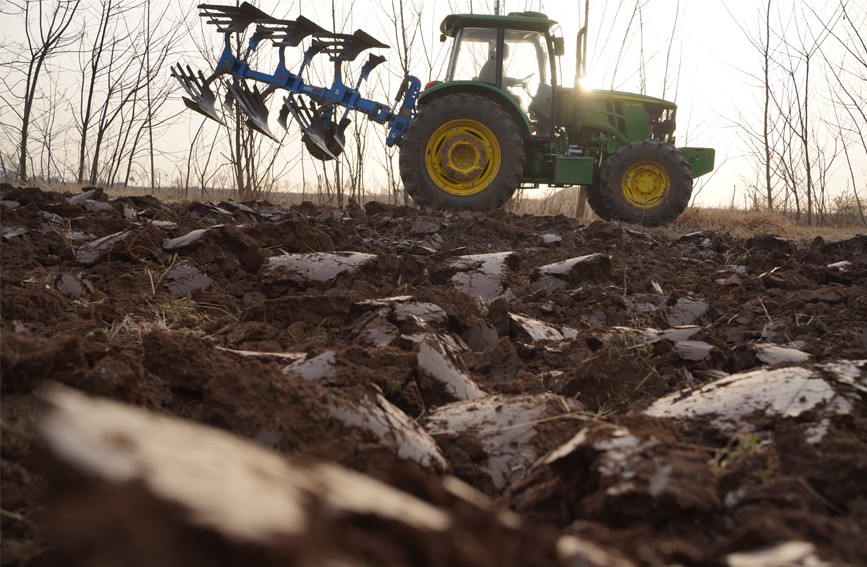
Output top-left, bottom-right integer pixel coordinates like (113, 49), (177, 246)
(507, 187), (589, 218)
(666, 208), (796, 236)
(653, 207), (863, 242)
(105, 298), (211, 344)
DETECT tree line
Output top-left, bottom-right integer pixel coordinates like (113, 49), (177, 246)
(732, 0), (864, 225)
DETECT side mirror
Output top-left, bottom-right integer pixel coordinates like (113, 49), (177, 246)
(553, 37), (565, 56)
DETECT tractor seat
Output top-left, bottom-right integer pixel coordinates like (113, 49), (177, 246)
(477, 57), (497, 84)
(528, 83), (552, 119)
(528, 83), (553, 135)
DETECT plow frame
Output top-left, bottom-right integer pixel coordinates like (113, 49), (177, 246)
(172, 2), (421, 155)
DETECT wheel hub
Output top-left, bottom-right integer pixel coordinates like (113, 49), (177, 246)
(622, 162), (670, 208)
(437, 132), (490, 182)
(425, 119), (500, 196)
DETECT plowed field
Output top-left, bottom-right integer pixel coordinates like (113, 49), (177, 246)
(2, 184), (866, 566)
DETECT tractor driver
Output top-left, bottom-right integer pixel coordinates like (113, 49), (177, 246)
(477, 43), (526, 89)
(476, 43), (533, 112)
(477, 43), (501, 84)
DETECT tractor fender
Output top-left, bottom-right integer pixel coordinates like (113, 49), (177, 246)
(418, 81), (533, 141)
(677, 147), (716, 179)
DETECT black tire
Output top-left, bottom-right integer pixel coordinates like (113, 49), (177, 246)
(399, 94), (524, 211)
(586, 184), (613, 221)
(597, 140), (693, 226)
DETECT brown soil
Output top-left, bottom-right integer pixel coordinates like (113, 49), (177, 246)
(2, 183), (866, 566)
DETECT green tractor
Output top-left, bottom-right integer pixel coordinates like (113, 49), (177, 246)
(175, 4), (713, 225)
(399, 11), (714, 225)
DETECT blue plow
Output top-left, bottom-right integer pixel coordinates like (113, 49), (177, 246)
(171, 2), (421, 160)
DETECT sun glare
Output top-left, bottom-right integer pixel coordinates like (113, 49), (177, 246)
(578, 75), (602, 91)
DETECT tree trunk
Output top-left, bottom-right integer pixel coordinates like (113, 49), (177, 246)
(763, 0), (773, 210)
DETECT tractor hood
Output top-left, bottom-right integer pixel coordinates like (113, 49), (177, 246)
(583, 89), (677, 110)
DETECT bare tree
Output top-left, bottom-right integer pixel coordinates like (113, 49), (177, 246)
(761, 0), (773, 210)
(608, 0), (643, 91)
(179, 3), (294, 201)
(377, 0), (425, 204)
(8, 0), (82, 182)
(29, 70), (68, 183)
(775, 4), (837, 224)
(76, 0), (114, 184)
(0, 0), (186, 188)
(727, 1), (785, 213)
(729, 0), (860, 225)
(810, 0), (866, 226)
(346, 117), (371, 203)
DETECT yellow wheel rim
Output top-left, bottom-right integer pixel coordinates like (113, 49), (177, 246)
(622, 161), (670, 209)
(425, 119), (500, 196)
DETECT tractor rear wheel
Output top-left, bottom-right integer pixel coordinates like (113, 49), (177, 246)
(399, 94), (524, 211)
(597, 140), (693, 225)
(586, 184), (612, 221)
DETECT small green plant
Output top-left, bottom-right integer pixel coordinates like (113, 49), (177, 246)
(625, 310), (653, 330)
(711, 433), (762, 474)
(146, 298), (197, 327)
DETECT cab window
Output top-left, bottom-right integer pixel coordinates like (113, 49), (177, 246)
(447, 28), (499, 83)
(502, 30), (550, 111)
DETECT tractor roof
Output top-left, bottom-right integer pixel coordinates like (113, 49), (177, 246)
(440, 12), (558, 37)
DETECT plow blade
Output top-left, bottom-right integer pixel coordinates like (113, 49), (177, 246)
(170, 64), (225, 126)
(280, 96), (346, 161)
(359, 54), (387, 82)
(254, 15), (327, 48)
(198, 2), (272, 34)
(312, 29), (390, 62)
(226, 80), (278, 141)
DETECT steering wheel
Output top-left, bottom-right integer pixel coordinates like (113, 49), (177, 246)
(507, 73), (534, 95)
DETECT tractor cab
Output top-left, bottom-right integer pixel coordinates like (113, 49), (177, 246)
(440, 12), (563, 137)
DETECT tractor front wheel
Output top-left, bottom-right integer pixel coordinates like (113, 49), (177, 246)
(597, 140), (693, 225)
(399, 94), (524, 211)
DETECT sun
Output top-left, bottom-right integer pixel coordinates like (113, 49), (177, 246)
(578, 74), (602, 91)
